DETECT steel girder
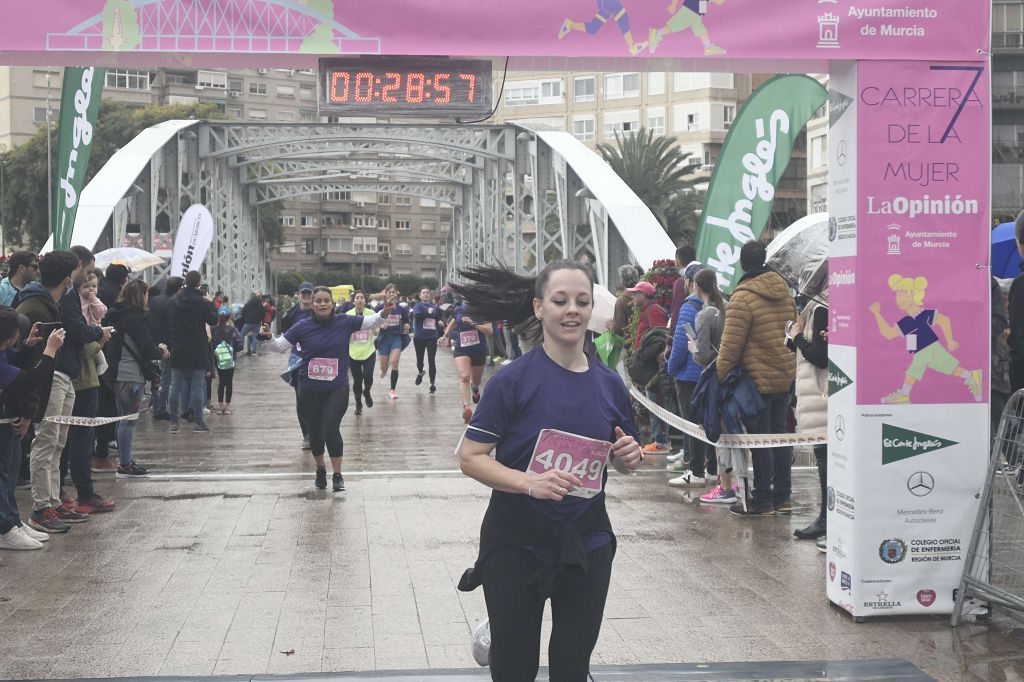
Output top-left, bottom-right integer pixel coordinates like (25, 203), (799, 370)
(89, 120), (657, 299)
(252, 181), (462, 206)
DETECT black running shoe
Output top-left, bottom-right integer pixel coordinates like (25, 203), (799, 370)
(333, 473), (345, 492)
(429, 384), (437, 394)
(315, 466), (328, 490)
(354, 406), (363, 416)
(472, 386), (481, 404)
(415, 370), (425, 386)
(364, 392), (373, 408)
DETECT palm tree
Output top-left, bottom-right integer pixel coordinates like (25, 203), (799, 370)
(597, 127), (702, 246)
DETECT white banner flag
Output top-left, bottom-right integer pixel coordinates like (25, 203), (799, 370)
(170, 204), (214, 278)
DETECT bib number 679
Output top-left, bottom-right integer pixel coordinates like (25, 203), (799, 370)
(533, 449), (603, 482)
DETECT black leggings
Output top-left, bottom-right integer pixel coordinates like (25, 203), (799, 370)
(414, 337), (438, 384)
(217, 368), (235, 404)
(296, 385), (349, 459)
(481, 542), (614, 682)
(349, 356), (375, 408)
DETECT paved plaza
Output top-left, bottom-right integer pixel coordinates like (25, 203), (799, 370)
(0, 348), (1021, 681)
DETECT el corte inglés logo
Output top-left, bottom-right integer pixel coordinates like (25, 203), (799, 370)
(882, 424), (957, 465)
(828, 358), (852, 396)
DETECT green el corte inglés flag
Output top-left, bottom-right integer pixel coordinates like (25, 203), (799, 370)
(53, 66), (105, 250)
(695, 74), (827, 294)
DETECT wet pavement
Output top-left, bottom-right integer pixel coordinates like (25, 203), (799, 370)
(0, 348), (1022, 681)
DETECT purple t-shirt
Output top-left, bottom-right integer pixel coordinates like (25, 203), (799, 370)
(411, 302), (441, 340)
(897, 309), (939, 353)
(454, 304), (488, 354)
(374, 302), (408, 338)
(465, 346), (638, 527)
(283, 314), (366, 391)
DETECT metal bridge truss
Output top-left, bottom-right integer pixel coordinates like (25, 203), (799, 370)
(96, 121), (660, 299)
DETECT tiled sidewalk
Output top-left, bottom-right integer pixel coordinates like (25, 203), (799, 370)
(0, 352), (1018, 681)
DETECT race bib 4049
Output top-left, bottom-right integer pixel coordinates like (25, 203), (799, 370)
(423, 318), (437, 331)
(386, 314), (401, 327)
(460, 330), (480, 347)
(308, 357), (339, 381)
(527, 428), (611, 499)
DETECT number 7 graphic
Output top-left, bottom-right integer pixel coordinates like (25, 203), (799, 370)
(929, 65), (985, 144)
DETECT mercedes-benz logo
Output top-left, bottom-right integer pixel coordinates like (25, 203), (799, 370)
(836, 140), (848, 166)
(907, 471), (935, 497)
(834, 415), (846, 441)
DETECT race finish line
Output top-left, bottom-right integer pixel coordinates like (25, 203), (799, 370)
(628, 387), (827, 448)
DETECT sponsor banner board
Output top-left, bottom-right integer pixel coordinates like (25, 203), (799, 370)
(827, 60), (988, 617)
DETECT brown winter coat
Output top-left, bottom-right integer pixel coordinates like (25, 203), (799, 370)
(716, 270), (797, 395)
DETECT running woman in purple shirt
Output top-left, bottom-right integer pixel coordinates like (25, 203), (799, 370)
(411, 286), (442, 393)
(441, 301), (493, 424)
(451, 261), (643, 681)
(374, 282), (409, 401)
(269, 286), (394, 491)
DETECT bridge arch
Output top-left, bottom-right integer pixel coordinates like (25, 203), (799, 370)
(46, 120), (672, 299)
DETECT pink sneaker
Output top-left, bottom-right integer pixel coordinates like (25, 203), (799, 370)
(700, 485), (738, 505)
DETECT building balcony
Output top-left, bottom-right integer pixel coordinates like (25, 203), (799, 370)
(321, 251), (383, 266)
(994, 32), (1024, 52)
(994, 86), (1024, 107)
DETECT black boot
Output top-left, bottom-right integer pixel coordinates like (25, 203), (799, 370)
(795, 446), (828, 540)
(795, 514), (826, 539)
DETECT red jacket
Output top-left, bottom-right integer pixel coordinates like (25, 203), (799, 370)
(633, 300), (668, 350)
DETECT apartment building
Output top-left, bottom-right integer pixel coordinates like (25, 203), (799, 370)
(0, 65), (451, 281)
(490, 70), (809, 233)
(993, 0), (1024, 222)
(272, 190), (449, 282)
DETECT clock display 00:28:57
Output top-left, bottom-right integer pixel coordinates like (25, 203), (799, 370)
(328, 70), (477, 105)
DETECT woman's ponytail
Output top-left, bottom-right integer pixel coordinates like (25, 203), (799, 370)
(448, 259), (595, 343)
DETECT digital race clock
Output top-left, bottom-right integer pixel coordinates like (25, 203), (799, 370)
(318, 57), (493, 118)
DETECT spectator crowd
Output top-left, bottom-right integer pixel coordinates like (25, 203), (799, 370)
(618, 240), (829, 546)
(0, 247), (265, 550)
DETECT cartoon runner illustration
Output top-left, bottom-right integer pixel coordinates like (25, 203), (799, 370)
(649, 0), (726, 56)
(868, 274), (982, 404)
(558, 0), (648, 56)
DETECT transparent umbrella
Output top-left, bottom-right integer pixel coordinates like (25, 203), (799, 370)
(588, 283), (618, 333)
(766, 213), (829, 303)
(93, 247), (165, 272)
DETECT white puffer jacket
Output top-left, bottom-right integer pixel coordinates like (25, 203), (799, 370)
(794, 302), (827, 434)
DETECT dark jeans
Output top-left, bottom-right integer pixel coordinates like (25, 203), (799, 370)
(413, 337), (438, 385)
(349, 356), (375, 409)
(169, 368), (207, 427)
(297, 385), (349, 459)
(217, 368), (235, 404)
(993, 390), (1009, 441)
(741, 391), (793, 509)
(674, 379), (716, 478)
(59, 386), (98, 500)
(482, 542), (614, 682)
(94, 382), (117, 459)
(0, 425), (22, 534)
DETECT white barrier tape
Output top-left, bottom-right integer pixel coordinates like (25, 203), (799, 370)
(44, 413), (139, 427)
(629, 386), (827, 448)
(0, 413), (139, 427)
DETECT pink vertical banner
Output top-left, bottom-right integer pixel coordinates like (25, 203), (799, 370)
(856, 61), (990, 407)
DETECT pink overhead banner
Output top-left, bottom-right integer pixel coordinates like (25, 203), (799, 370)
(0, 0), (990, 67)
